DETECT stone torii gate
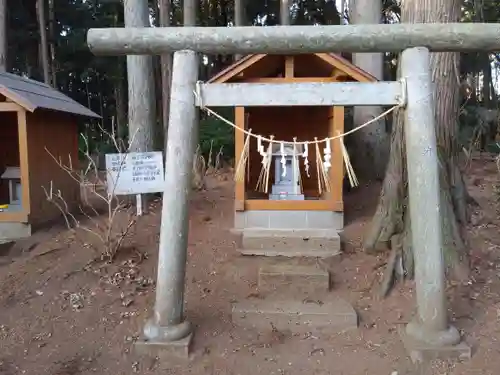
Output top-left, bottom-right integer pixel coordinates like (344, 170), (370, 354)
(87, 23), (500, 360)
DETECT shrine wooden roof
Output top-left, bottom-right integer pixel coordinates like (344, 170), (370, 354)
(0, 72), (100, 118)
(207, 53), (377, 84)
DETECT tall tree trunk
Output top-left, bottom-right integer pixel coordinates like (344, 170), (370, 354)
(234, 0), (246, 61)
(25, 56), (33, 78)
(124, 0), (157, 210)
(184, 0), (196, 25)
(183, 0), (197, 150)
(482, 55), (492, 106)
(280, 0), (290, 25)
(234, 0), (246, 26)
(36, 0), (50, 85)
(48, 0), (56, 87)
(123, 1), (156, 155)
(0, 0), (6, 72)
(350, 0), (389, 181)
(112, 4), (127, 147)
(340, 0), (348, 24)
(364, 0), (469, 295)
(114, 67), (127, 144)
(159, 0), (173, 149)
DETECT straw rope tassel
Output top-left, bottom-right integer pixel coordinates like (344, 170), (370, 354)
(263, 137), (274, 193)
(256, 135), (265, 190)
(293, 137), (303, 194)
(321, 138), (332, 193)
(338, 131), (359, 187)
(234, 128), (252, 182)
(315, 138), (331, 195)
(314, 138), (323, 195)
(256, 136), (274, 193)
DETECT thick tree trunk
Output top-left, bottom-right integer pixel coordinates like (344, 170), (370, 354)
(36, 0), (51, 85)
(114, 70), (127, 144)
(159, 0), (172, 149)
(280, 0), (290, 25)
(482, 55), (492, 106)
(112, 5), (127, 148)
(364, 0), (469, 295)
(184, 0), (196, 26)
(124, 0), (156, 153)
(48, 0), (57, 87)
(350, 0), (389, 181)
(0, 0), (6, 72)
(183, 0), (197, 152)
(234, 0), (246, 26)
(234, 0), (246, 61)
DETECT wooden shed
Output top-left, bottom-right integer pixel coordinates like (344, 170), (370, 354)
(0, 72), (100, 241)
(207, 54), (376, 255)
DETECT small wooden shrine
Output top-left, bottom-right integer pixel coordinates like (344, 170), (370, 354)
(0, 72), (99, 240)
(207, 53), (376, 233)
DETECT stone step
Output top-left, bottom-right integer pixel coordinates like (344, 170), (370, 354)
(240, 229), (341, 258)
(238, 248), (337, 258)
(258, 263), (330, 295)
(232, 297), (357, 333)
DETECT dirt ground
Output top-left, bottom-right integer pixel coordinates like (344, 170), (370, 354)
(1, 156), (500, 375)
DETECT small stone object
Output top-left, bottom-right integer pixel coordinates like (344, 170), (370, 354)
(69, 293), (84, 311)
(132, 361), (139, 373)
(122, 298), (134, 307)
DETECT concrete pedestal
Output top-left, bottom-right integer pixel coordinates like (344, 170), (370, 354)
(399, 325), (471, 364)
(135, 333), (193, 360)
(135, 319), (193, 360)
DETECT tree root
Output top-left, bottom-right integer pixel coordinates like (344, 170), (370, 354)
(379, 234), (402, 298)
(366, 119), (470, 297)
(364, 108), (405, 254)
(371, 157), (470, 297)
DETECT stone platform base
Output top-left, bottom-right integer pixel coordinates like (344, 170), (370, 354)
(399, 325), (471, 364)
(258, 263), (330, 295)
(134, 333), (193, 360)
(232, 297), (357, 333)
(239, 228), (341, 258)
(234, 210), (344, 231)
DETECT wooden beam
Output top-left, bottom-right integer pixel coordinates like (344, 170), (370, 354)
(285, 56), (294, 78)
(331, 69), (350, 81)
(234, 107), (245, 211)
(88, 24), (500, 55)
(16, 110), (31, 219)
(244, 199), (342, 211)
(331, 106), (344, 212)
(208, 54), (266, 83)
(0, 102), (23, 111)
(319, 53), (376, 82)
(244, 77), (337, 83)
(197, 81), (403, 107)
(0, 88), (35, 112)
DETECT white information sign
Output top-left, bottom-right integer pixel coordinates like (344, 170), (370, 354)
(105, 151), (165, 196)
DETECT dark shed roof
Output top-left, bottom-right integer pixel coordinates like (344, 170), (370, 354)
(0, 72), (100, 118)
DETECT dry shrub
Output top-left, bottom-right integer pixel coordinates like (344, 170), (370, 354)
(192, 141), (224, 190)
(43, 125), (138, 262)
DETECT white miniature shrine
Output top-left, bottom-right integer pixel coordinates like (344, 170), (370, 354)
(269, 144), (304, 200)
(1, 166), (22, 209)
